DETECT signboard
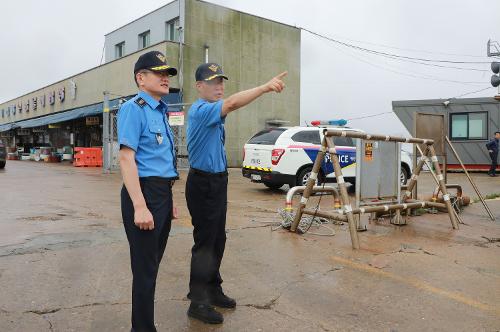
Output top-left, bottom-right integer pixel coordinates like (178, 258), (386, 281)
(17, 129), (30, 136)
(69, 80), (77, 100)
(86, 116), (100, 126)
(48, 91), (56, 105)
(48, 124), (61, 129)
(168, 112), (184, 126)
(364, 142), (374, 161)
(32, 126), (47, 133)
(58, 87), (65, 102)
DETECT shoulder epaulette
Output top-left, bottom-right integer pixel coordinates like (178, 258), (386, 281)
(134, 97), (146, 108)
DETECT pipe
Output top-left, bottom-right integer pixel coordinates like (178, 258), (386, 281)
(339, 201), (431, 215)
(285, 186), (340, 211)
(302, 209), (348, 222)
(433, 184), (463, 198)
(323, 129), (434, 145)
(406, 199), (446, 209)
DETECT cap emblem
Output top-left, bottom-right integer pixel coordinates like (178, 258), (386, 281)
(156, 54), (166, 62)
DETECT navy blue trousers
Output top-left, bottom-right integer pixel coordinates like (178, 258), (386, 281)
(185, 168), (228, 304)
(121, 177), (173, 332)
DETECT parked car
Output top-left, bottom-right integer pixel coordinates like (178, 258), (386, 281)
(0, 139), (6, 169)
(242, 125), (412, 190)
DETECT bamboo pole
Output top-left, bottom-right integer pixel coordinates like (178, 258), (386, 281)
(428, 145), (459, 229)
(445, 136), (495, 221)
(325, 136), (360, 249)
(415, 145), (464, 225)
(290, 138), (327, 231)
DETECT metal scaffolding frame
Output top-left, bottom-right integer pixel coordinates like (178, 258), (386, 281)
(290, 129), (459, 249)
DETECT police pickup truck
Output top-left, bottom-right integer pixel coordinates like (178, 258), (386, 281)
(242, 124), (412, 190)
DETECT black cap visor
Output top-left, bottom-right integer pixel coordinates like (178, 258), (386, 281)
(148, 65), (178, 76)
(203, 73), (228, 81)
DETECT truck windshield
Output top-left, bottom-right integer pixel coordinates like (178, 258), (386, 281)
(248, 128), (286, 145)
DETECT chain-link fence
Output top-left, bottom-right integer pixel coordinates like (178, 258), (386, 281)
(171, 122), (189, 170)
(110, 109), (120, 171)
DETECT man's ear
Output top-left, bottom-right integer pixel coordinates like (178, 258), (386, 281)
(136, 72), (144, 87)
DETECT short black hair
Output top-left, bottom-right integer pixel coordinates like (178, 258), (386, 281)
(495, 131), (500, 135)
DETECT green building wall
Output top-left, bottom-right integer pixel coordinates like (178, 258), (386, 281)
(182, 0), (301, 166)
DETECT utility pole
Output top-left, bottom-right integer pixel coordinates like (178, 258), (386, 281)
(102, 91), (110, 173)
(487, 39), (500, 99)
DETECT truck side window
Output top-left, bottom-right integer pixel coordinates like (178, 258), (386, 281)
(333, 137), (354, 147)
(291, 131), (321, 145)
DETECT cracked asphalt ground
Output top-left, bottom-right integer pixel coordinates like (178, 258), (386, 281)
(1, 160), (499, 331)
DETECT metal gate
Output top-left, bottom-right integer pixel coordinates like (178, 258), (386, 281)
(109, 109), (120, 171)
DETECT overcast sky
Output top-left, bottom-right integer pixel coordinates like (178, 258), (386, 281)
(1, 0), (499, 135)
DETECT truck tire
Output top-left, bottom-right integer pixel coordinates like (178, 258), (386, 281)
(263, 181), (283, 190)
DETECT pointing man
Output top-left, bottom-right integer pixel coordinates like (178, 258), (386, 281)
(185, 62), (287, 324)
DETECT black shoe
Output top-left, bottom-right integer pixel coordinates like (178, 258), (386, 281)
(187, 302), (223, 324)
(209, 292), (237, 308)
(488, 173), (497, 177)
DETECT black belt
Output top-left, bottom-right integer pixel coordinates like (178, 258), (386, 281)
(189, 168), (228, 177)
(139, 176), (176, 187)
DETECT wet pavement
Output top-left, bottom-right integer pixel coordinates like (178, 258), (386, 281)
(0, 160), (499, 331)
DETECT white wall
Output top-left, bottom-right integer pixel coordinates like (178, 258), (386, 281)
(104, 0), (185, 62)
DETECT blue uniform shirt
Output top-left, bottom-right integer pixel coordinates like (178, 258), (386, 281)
(187, 99), (227, 173)
(118, 90), (178, 178)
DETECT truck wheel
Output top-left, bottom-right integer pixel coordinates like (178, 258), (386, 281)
(0, 161), (5, 169)
(297, 166), (323, 187)
(401, 165), (409, 185)
(263, 181), (283, 190)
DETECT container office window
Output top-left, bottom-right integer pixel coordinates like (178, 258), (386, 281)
(450, 112), (487, 140)
(138, 31), (150, 49)
(115, 42), (125, 59)
(166, 18), (180, 42)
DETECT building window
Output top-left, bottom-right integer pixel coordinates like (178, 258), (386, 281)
(138, 30), (150, 49)
(166, 18), (180, 42)
(115, 42), (125, 59)
(450, 112), (488, 140)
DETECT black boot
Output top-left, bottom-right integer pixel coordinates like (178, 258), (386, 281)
(187, 302), (223, 324)
(209, 291), (236, 309)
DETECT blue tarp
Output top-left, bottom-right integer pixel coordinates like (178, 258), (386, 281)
(15, 102), (104, 129)
(0, 123), (13, 132)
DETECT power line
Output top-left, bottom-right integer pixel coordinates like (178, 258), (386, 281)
(326, 39), (486, 86)
(309, 31), (491, 59)
(347, 111), (393, 121)
(346, 87), (495, 122)
(360, 52), (489, 72)
(450, 86), (494, 99)
(301, 27), (491, 65)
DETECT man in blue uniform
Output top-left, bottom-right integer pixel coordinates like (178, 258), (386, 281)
(486, 131), (499, 177)
(185, 62), (287, 324)
(118, 50), (178, 331)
